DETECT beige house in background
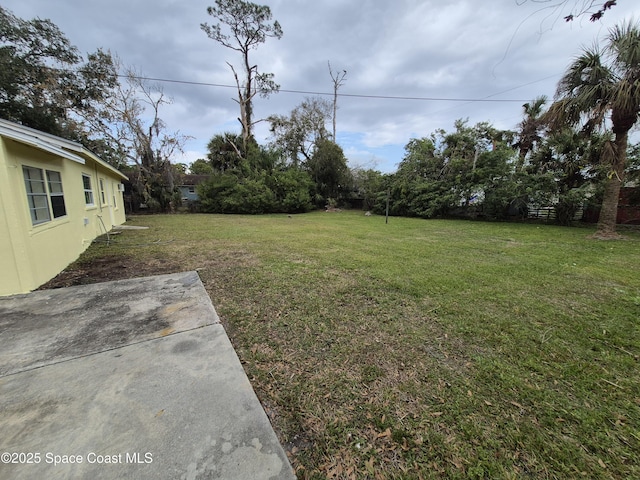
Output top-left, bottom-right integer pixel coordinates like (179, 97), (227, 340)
(0, 119), (127, 296)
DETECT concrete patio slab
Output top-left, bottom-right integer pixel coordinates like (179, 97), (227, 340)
(0, 272), (295, 480)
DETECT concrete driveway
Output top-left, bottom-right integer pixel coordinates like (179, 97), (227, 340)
(0, 271), (295, 480)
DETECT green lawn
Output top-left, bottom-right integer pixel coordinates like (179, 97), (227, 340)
(66, 212), (640, 479)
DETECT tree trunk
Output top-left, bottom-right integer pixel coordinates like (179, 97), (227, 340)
(595, 132), (627, 238)
(228, 60), (251, 155)
(332, 90), (337, 141)
(242, 52), (253, 153)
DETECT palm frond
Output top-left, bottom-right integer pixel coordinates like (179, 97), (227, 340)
(558, 46), (614, 97)
(604, 20), (640, 132)
(544, 99), (575, 131)
(553, 45), (616, 130)
(551, 18), (640, 140)
(525, 95), (548, 117)
(610, 77), (640, 113)
(601, 138), (617, 169)
(607, 19), (640, 73)
(582, 101), (610, 134)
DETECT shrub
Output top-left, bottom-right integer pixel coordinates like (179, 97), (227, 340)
(197, 168), (314, 214)
(268, 168), (314, 213)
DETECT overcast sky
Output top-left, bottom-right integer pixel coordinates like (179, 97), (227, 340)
(4, 1), (639, 172)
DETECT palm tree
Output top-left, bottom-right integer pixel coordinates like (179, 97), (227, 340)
(515, 95), (548, 171)
(546, 20), (640, 238)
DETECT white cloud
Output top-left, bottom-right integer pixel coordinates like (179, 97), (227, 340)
(3, 0), (639, 173)
(178, 149), (207, 168)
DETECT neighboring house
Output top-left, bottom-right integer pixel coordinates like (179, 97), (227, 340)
(178, 174), (211, 203)
(0, 119), (127, 296)
(583, 187), (640, 225)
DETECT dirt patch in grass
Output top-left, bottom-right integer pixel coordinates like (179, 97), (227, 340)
(38, 255), (182, 289)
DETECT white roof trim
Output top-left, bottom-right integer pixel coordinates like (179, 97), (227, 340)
(0, 123), (86, 165)
(0, 119), (127, 180)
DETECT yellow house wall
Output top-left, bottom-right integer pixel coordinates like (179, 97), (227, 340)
(0, 139), (25, 293)
(0, 137), (126, 296)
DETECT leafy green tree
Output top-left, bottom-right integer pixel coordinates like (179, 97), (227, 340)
(626, 142), (640, 184)
(0, 6), (118, 143)
(547, 20), (640, 237)
(268, 97), (332, 166)
(388, 137), (453, 217)
(189, 159), (215, 175)
(515, 96), (548, 171)
(475, 143), (521, 219)
(268, 167), (313, 213)
(351, 167), (385, 211)
(206, 132), (277, 176)
(197, 167), (312, 214)
(197, 138), (314, 214)
(247, 141), (280, 173)
(385, 121), (518, 220)
(432, 121), (516, 217)
(206, 133), (246, 173)
(305, 139), (351, 206)
(226, 176), (276, 214)
(438, 120), (502, 208)
(197, 173), (239, 213)
(526, 128), (603, 225)
(201, 0), (282, 151)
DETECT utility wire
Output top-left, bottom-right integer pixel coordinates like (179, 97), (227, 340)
(426, 72), (561, 117)
(118, 74), (536, 103)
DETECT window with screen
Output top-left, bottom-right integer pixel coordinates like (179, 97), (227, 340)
(22, 167), (67, 225)
(82, 174), (94, 206)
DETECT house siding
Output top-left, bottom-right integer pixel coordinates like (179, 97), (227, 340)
(0, 129), (126, 296)
(0, 138), (24, 292)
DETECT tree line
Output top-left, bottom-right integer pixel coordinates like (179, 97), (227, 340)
(193, 0), (640, 240)
(2, 1), (639, 238)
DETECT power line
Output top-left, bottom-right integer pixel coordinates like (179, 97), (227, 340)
(120, 74), (535, 103)
(426, 73), (560, 117)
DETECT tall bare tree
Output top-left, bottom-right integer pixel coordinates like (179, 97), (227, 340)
(328, 61), (346, 141)
(201, 0), (282, 153)
(94, 68), (191, 211)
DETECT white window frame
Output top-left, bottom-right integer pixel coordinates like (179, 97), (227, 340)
(111, 182), (117, 209)
(22, 166), (67, 225)
(99, 177), (107, 205)
(46, 170), (67, 219)
(82, 174), (95, 206)
(23, 166), (50, 225)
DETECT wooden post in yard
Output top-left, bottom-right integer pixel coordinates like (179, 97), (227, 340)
(385, 189), (390, 224)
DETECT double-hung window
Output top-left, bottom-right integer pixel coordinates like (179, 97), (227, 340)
(22, 166), (66, 225)
(47, 171), (67, 218)
(99, 178), (106, 205)
(82, 174), (95, 206)
(111, 183), (117, 208)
